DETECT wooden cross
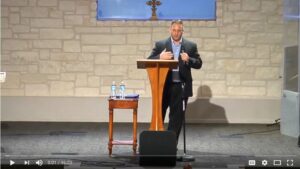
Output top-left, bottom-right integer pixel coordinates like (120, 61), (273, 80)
(146, 0), (161, 20)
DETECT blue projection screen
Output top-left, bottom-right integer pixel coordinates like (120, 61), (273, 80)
(97, 0), (216, 20)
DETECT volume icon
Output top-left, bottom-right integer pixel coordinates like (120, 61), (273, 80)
(36, 160), (43, 166)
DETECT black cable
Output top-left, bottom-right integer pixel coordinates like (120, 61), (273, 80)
(227, 128), (280, 137)
(266, 118), (280, 127)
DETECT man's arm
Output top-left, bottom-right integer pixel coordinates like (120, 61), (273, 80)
(188, 45), (202, 69)
(148, 42), (161, 59)
(148, 40), (173, 60)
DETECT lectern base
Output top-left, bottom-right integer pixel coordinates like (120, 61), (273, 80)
(177, 154), (195, 162)
(139, 130), (177, 166)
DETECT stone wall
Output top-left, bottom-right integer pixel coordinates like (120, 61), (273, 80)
(1, 0), (283, 99)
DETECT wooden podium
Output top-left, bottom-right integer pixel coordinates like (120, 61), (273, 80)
(137, 59), (178, 131)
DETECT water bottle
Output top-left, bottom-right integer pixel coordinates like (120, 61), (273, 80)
(111, 81), (116, 99)
(119, 81), (126, 99)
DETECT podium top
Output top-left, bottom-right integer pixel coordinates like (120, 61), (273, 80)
(137, 59), (178, 69)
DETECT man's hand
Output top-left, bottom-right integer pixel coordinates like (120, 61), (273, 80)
(159, 48), (173, 60)
(181, 52), (189, 63)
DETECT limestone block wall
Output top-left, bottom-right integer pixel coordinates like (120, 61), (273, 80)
(0, 0), (284, 123)
(1, 0), (283, 99)
(1, 0), (283, 98)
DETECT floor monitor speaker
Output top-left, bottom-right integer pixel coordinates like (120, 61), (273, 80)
(139, 130), (177, 166)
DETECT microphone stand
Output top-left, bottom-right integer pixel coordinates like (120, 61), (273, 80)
(177, 83), (195, 162)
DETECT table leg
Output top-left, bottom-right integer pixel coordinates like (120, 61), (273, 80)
(133, 108), (137, 154)
(108, 109), (113, 156)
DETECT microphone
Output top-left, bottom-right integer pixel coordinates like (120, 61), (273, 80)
(181, 45), (185, 54)
(181, 46), (188, 65)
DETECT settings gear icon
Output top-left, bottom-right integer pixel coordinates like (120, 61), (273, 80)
(262, 160), (268, 166)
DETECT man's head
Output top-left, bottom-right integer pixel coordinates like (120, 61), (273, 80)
(169, 20), (184, 42)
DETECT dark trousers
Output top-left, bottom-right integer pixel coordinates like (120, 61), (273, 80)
(162, 82), (187, 141)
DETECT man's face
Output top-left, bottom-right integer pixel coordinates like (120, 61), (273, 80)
(170, 23), (183, 42)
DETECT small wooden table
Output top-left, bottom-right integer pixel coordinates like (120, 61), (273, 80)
(108, 98), (138, 156)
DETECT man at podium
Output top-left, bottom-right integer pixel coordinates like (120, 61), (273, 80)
(148, 20), (202, 141)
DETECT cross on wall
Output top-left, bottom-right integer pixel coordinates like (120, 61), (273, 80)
(146, 0), (162, 20)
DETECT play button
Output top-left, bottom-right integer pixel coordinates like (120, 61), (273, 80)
(10, 160), (15, 166)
